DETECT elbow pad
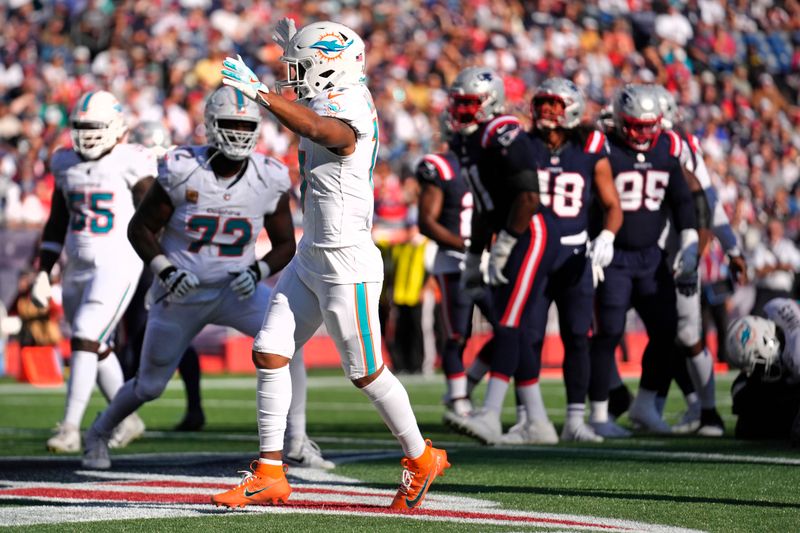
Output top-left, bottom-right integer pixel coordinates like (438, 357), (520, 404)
(692, 190), (710, 230)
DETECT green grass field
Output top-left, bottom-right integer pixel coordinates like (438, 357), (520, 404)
(1, 370), (799, 532)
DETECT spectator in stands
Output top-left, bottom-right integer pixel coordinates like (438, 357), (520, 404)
(750, 218), (800, 316)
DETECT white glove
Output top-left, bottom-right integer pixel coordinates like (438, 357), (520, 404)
(151, 255), (200, 299)
(272, 17), (297, 52)
(31, 271), (52, 309)
(587, 229), (615, 269)
(488, 230), (517, 286)
(229, 261), (270, 300)
(459, 252), (485, 300)
(673, 229), (699, 278)
(221, 54), (270, 107)
(591, 263), (605, 288)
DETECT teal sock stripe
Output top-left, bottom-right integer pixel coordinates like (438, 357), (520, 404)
(356, 283), (376, 375)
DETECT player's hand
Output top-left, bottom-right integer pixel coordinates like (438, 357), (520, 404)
(488, 230), (517, 286)
(30, 271), (51, 309)
(587, 229), (615, 269)
(221, 55), (270, 107)
(229, 261), (270, 300)
(675, 270), (698, 296)
(459, 252), (485, 300)
(591, 264), (605, 288)
(673, 229), (699, 277)
(272, 17), (297, 52)
(158, 266), (200, 298)
(728, 252), (748, 284)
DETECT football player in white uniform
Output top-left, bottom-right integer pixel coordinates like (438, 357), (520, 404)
(33, 90), (150, 453)
(214, 19), (449, 510)
(726, 299), (800, 443)
(81, 86), (306, 470)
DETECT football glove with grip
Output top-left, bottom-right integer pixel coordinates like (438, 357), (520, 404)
(488, 230), (517, 286)
(587, 230), (615, 268)
(459, 252), (485, 300)
(675, 270), (699, 296)
(221, 55), (270, 108)
(673, 229), (699, 278)
(229, 260), (271, 300)
(151, 255), (199, 299)
(272, 18), (297, 52)
(31, 271), (52, 309)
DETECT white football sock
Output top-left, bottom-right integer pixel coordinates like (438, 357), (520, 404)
(447, 374), (467, 400)
(285, 349), (307, 450)
(257, 366), (292, 453)
(635, 388), (658, 408)
(515, 403), (528, 425)
(258, 458), (283, 466)
(566, 403), (585, 427)
(483, 375), (510, 415)
(466, 358), (490, 396)
(63, 350), (98, 428)
(97, 352), (124, 402)
(590, 400), (609, 423)
(516, 381), (548, 422)
(360, 368), (426, 459)
(94, 379), (143, 436)
(686, 348), (716, 408)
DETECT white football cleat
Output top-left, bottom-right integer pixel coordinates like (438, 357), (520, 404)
(561, 420), (604, 443)
(500, 419), (559, 445)
(590, 420), (632, 438)
(284, 437), (335, 470)
(448, 408), (502, 445)
(108, 413), (146, 449)
(82, 426), (111, 470)
(46, 422), (81, 453)
(629, 397), (672, 434)
(672, 402), (701, 434)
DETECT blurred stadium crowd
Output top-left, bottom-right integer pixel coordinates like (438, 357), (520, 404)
(1, 0), (800, 373)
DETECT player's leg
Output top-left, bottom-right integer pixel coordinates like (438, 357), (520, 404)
(589, 251), (634, 433)
(212, 263), (322, 507)
(174, 346), (204, 431)
(465, 293), (496, 396)
(630, 249), (678, 433)
(437, 272), (477, 416)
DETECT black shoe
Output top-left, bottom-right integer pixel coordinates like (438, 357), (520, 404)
(697, 408), (724, 437)
(608, 384), (633, 419)
(174, 411), (205, 432)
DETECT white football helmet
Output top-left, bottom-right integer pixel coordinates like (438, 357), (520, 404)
(204, 86), (261, 161)
(652, 85), (678, 130)
(448, 66), (505, 134)
(277, 21), (366, 100)
(726, 315), (782, 380)
(532, 77), (585, 130)
(129, 121), (172, 157)
(70, 90), (126, 160)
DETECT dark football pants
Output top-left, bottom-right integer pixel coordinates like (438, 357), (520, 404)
(589, 245), (677, 401)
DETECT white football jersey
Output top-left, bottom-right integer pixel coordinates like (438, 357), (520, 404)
(298, 85), (378, 249)
(157, 146), (290, 289)
(763, 298), (800, 383)
(51, 143), (156, 268)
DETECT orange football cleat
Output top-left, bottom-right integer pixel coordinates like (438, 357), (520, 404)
(389, 439), (450, 511)
(211, 461), (292, 508)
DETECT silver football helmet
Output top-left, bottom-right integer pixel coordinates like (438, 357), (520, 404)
(70, 90), (127, 160)
(652, 85), (678, 130)
(613, 84), (662, 151)
(448, 67), (505, 134)
(726, 315), (782, 380)
(532, 77), (585, 129)
(277, 21), (366, 100)
(597, 105), (615, 132)
(204, 86), (261, 161)
(129, 121), (172, 157)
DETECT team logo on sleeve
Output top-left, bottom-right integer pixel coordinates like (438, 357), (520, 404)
(185, 189), (198, 203)
(310, 32), (353, 61)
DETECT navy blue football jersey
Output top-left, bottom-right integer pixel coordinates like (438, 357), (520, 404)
(606, 130), (696, 249)
(529, 129), (607, 239)
(450, 115), (537, 233)
(415, 151), (470, 250)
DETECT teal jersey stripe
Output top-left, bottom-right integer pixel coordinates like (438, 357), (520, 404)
(97, 282), (132, 343)
(82, 92), (94, 112)
(368, 118), (379, 189)
(356, 283), (376, 375)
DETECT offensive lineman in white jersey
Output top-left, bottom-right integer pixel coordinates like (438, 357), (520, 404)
(214, 19), (449, 510)
(81, 86), (302, 469)
(32, 90), (150, 453)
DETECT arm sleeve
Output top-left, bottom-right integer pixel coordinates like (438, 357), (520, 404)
(666, 161), (696, 232)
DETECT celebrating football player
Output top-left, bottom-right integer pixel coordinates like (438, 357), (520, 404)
(213, 19), (449, 510)
(34, 90), (150, 454)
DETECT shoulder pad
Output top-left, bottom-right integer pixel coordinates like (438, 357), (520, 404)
(481, 115), (522, 149)
(310, 86), (374, 138)
(584, 130), (607, 154)
(664, 130), (682, 159)
(417, 153), (456, 183)
(687, 134), (702, 156)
